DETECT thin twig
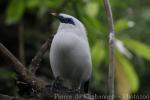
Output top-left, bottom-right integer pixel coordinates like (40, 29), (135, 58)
(19, 22), (25, 64)
(103, 0), (115, 100)
(29, 34), (54, 74)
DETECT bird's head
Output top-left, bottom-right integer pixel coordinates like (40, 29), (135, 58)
(51, 13), (86, 38)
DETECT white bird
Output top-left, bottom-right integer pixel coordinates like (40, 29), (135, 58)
(49, 13), (92, 93)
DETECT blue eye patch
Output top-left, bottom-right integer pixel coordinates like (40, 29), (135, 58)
(59, 16), (75, 25)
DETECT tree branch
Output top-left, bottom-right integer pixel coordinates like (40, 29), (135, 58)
(0, 43), (46, 91)
(0, 43), (27, 78)
(103, 0), (114, 33)
(0, 94), (34, 100)
(29, 34), (54, 74)
(103, 0), (115, 100)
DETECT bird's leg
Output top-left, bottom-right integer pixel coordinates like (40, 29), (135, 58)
(83, 80), (89, 93)
(68, 82), (83, 94)
(51, 76), (65, 91)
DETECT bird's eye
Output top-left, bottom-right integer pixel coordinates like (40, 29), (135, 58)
(66, 18), (75, 25)
(59, 16), (75, 25)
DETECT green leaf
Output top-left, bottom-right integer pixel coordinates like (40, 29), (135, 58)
(91, 41), (106, 86)
(141, 8), (150, 21)
(85, 2), (99, 18)
(26, 0), (40, 9)
(44, 0), (63, 8)
(115, 18), (128, 32)
(82, 15), (103, 34)
(116, 39), (132, 58)
(37, 5), (48, 17)
(26, 0), (63, 9)
(81, 15), (104, 44)
(91, 41), (105, 67)
(117, 52), (139, 92)
(5, 0), (25, 24)
(123, 38), (150, 61)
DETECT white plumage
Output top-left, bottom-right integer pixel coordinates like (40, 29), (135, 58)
(50, 13), (92, 91)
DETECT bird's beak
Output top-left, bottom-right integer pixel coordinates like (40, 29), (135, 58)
(50, 13), (58, 17)
(50, 12), (61, 20)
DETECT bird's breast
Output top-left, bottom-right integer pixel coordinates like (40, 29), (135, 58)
(50, 32), (92, 87)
